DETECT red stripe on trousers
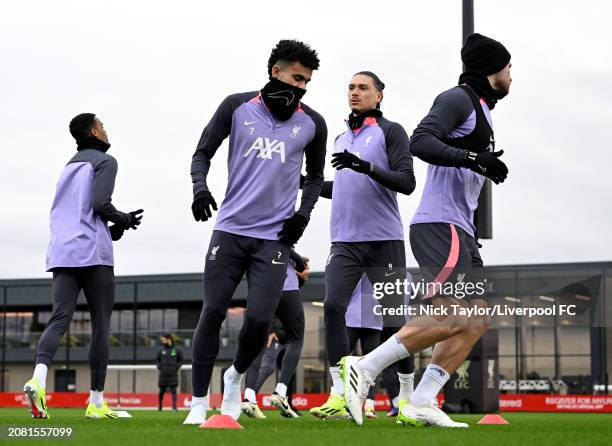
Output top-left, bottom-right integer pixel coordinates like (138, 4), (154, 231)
(424, 224), (460, 299)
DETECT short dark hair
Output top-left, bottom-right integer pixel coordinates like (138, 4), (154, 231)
(69, 113), (96, 141)
(267, 40), (320, 77)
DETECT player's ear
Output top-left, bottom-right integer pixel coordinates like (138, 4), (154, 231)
(271, 64), (281, 79)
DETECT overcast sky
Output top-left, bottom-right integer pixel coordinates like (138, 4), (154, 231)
(1, 0), (610, 279)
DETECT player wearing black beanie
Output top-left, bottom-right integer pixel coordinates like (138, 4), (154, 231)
(341, 34), (513, 428)
(459, 33), (512, 109)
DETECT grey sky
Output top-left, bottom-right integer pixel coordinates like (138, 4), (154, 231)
(1, 0), (610, 279)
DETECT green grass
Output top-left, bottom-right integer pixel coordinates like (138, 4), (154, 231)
(0, 409), (610, 446)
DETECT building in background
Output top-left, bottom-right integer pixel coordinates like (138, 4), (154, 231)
(1, 262), (610, 396)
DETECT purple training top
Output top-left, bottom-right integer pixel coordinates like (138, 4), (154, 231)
(283, 261), (299, 292)
(191, 92), (327, 241)
(46, 148), (131, 271)
(411, 90), (493, 236)
(331, 116), (409, 242)
(345, 272), (414, 329)
(345, 274), (382, 330)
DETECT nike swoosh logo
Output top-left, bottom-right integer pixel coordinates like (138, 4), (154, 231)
(244, 120), (257, 126)
(268, 90), (295, 106)
(272, 260), (285, 265)
(384, 271), (397, 277)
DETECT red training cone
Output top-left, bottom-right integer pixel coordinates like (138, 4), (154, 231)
(199, 414), (244, 429)
(477, 414), (510, 425)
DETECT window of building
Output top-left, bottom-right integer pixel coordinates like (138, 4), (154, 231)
(164, 309), (178, 331)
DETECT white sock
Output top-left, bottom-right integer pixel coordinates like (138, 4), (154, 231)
(275, 383), (288, 398)
(359, 335), (409, 378)
(32, 364), (48, 389)
(224, 365), (242, 385)
(398, 372), (414, 401)
(410, 364), (450, 407)
(244, 388), (257, 403)
(391, 396), (399, 408)
(330, 366), (344, 394)
(365, 398), (375, 409)
(191, 396), (206, 407)
(191, 396), (207, 408)
(90, 390), (104, 408)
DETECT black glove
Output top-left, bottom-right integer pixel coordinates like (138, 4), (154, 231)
(191, 191), (218, 222)
(290, 250), (307, 272)
(277, 214), (308, 245)
(461, 150), (508, 184)
(126, 209), (144, 230)
(331, 150), (371, 174)
(109, 224), (124, 241)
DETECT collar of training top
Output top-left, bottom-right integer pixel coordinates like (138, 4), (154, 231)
(347, 109), (382, 130)
(76, 136), (111, 152)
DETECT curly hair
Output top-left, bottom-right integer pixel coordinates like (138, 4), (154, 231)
(267, 40), (320, 76)
(69, 113), (96, 141)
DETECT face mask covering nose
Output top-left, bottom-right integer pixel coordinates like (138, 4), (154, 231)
(261, 77), (306, 121)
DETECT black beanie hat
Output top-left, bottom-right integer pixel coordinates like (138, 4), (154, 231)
(461, 33), (511, 75)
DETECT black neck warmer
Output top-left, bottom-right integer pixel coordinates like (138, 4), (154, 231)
(261, 77), (306, 121)
(348, 108), (382, 130)
(458, 72), (506, 110)
(76, 136), (111, 152)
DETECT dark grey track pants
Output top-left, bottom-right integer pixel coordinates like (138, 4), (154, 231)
(192, 230), (290, 397)
(35, 266), (115, 391)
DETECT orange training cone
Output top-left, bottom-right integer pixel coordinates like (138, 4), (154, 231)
(477, 414), (510, 425)
(199, 414), (244, 429)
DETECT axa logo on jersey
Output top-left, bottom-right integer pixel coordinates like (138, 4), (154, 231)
(244, 137), (286, 163)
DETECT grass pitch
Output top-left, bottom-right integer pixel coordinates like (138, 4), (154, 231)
(0, 409), (610, 446)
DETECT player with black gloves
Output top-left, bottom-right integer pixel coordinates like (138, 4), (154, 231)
(25, 113), (143, 420)
(341, 33), (513, 429)
(185, 40), (326, 425)
(108, 209), (142, 241)
(312, 71), (415, 419)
